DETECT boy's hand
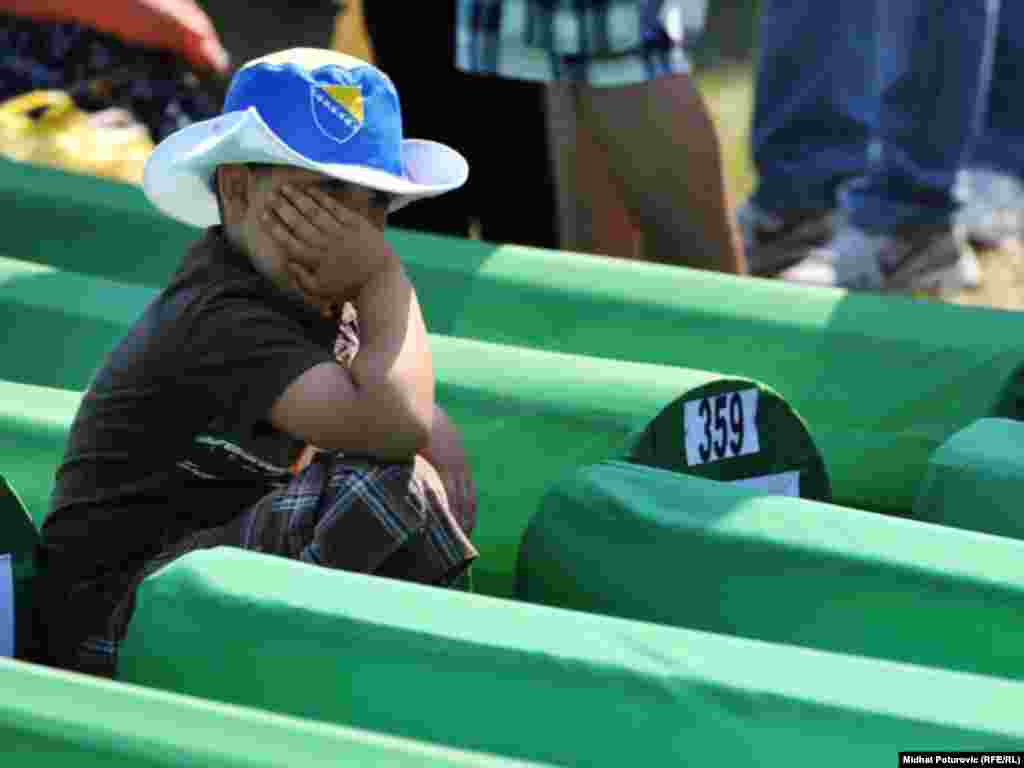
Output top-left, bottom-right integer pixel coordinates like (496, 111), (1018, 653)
(266, 184), (399, 305)
(420, 405), (477, 536)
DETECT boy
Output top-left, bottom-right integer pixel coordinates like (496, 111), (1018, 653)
(36, 49), (477, 677)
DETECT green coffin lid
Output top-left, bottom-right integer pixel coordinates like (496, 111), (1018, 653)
(0, 256), (827, 596)
(118, 547), (1024, 766)
(1, 656), (542, 767)
(519, 460), (1024, 681)
(6, 158), (1024, 514)
(914, 417), (1024, 541)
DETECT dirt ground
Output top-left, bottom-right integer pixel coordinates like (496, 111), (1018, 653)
(953, 240), (1024, 311)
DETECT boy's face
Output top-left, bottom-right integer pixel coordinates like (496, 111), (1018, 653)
(218, 164), (391, 296)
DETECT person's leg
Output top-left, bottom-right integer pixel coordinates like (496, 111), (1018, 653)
(545, 81), (640, 259)
(844, 1), (998, 233)
(95, 454), (475, 678)
(138, 455), (472, 584)
(784, 1), (999, 294)
(229, 455), (474, 583)
(574, 72), (745, 273)
(740, 0), (878, 275)
(961, 1), (1024, 247)
(749, 0), (877, 217)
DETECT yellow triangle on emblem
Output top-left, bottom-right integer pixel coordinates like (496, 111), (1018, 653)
(322, 85), (364, 122)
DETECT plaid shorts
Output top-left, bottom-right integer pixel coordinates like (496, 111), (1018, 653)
(456, 0), (704, 87)
(67, 454), (477, 678)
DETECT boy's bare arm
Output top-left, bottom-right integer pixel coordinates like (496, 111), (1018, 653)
(267, 186), (434, 460)
(420, 402), (477, 534)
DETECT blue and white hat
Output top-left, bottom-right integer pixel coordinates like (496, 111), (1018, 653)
(143, 49), (469, 228)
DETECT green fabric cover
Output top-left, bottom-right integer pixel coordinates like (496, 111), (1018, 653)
(914, 418), (1024, 540)
(0, 159), (193, 286)
(0, 257), (827, 596)
(0, 656), (537, 767)
(119, 548), (1024, 765)
(0, 371), (822, 600)
(6, 158), (1024, 515)
(0, 380), (79, 527)
(519, 460), (1024, 681)
(410, 243), (1024, 516)
(0, 478), (39, 659)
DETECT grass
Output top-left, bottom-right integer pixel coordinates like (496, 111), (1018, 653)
(696, 62), (757, 207)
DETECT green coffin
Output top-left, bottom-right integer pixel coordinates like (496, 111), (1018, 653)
(914, 418), (1024, 541)
(406, 240), (1024, 516)
(5, 159), (1022, 515)
(0, 257), (827, 596)
(0, 159), (193, 286)
(1, 656), (538, 767)
(0, 373), (823, 599)
(0, 380), (78, 528)
(118, 548), (1024, 766)
(519, 460), (1024, 681)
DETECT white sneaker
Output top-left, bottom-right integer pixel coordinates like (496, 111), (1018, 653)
(780, 223), (980, 296)
(960, 169), (1024, 249)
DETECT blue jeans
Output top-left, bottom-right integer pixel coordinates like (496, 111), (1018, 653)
(961, 0), (1024, 222)
(972, 0), (1024, 176)
(751, 1), (1000, 233)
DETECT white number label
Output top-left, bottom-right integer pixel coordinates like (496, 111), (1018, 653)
(684, 388), (761, 466)
(730, 470), (801, 497)
(0, 554), (13, 658)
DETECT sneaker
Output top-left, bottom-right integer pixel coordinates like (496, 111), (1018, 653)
(959, 169), (1024, 249)
(779, 222), (981, 296)
(963, 206), (1022, 250)
(737, 201), (837, 276)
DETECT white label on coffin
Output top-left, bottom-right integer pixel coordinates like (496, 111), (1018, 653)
(684, 388), (762, 466)
(0, 554), (13, 658)
(729, 470), (801, 498)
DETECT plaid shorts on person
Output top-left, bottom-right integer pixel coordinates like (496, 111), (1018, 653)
(71, 453), (477, 678)
(455, 0), (705, 87)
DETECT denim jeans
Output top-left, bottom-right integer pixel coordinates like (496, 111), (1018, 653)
(961, 0), (1024, 227)
(749, 2), (877, 216)
(971, 0), (1024, 177)
(751, 1), (1000, 233)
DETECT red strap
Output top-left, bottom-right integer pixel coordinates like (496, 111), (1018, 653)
(4, 0), (230, 72)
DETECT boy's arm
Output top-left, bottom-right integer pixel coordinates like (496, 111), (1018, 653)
(270, 266), (433, 461)
(267, 189), (434, 461)
(420, 403), (477, 535)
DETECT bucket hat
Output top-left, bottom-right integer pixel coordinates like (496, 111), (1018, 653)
(143, 48), (469, 228)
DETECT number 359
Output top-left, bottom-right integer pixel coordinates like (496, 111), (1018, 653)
(697, 392), (745, 463)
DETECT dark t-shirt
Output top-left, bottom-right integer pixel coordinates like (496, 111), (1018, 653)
(39, 227), (338, 593)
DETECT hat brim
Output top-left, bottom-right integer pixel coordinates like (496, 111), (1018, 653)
(143, 108), (469, 228)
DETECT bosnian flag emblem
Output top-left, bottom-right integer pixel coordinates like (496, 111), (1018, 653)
(311, 83), (365, 144)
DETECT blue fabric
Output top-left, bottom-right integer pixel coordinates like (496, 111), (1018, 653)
(751, 1), (1001, 232)
(844, 1), (999, 231)
(749, 2), (877, 215)
(224, 59), (404, 176)
(969, 1), (1024, 178)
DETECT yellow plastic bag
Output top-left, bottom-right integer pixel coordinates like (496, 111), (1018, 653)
(0, 90), (154, 185)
